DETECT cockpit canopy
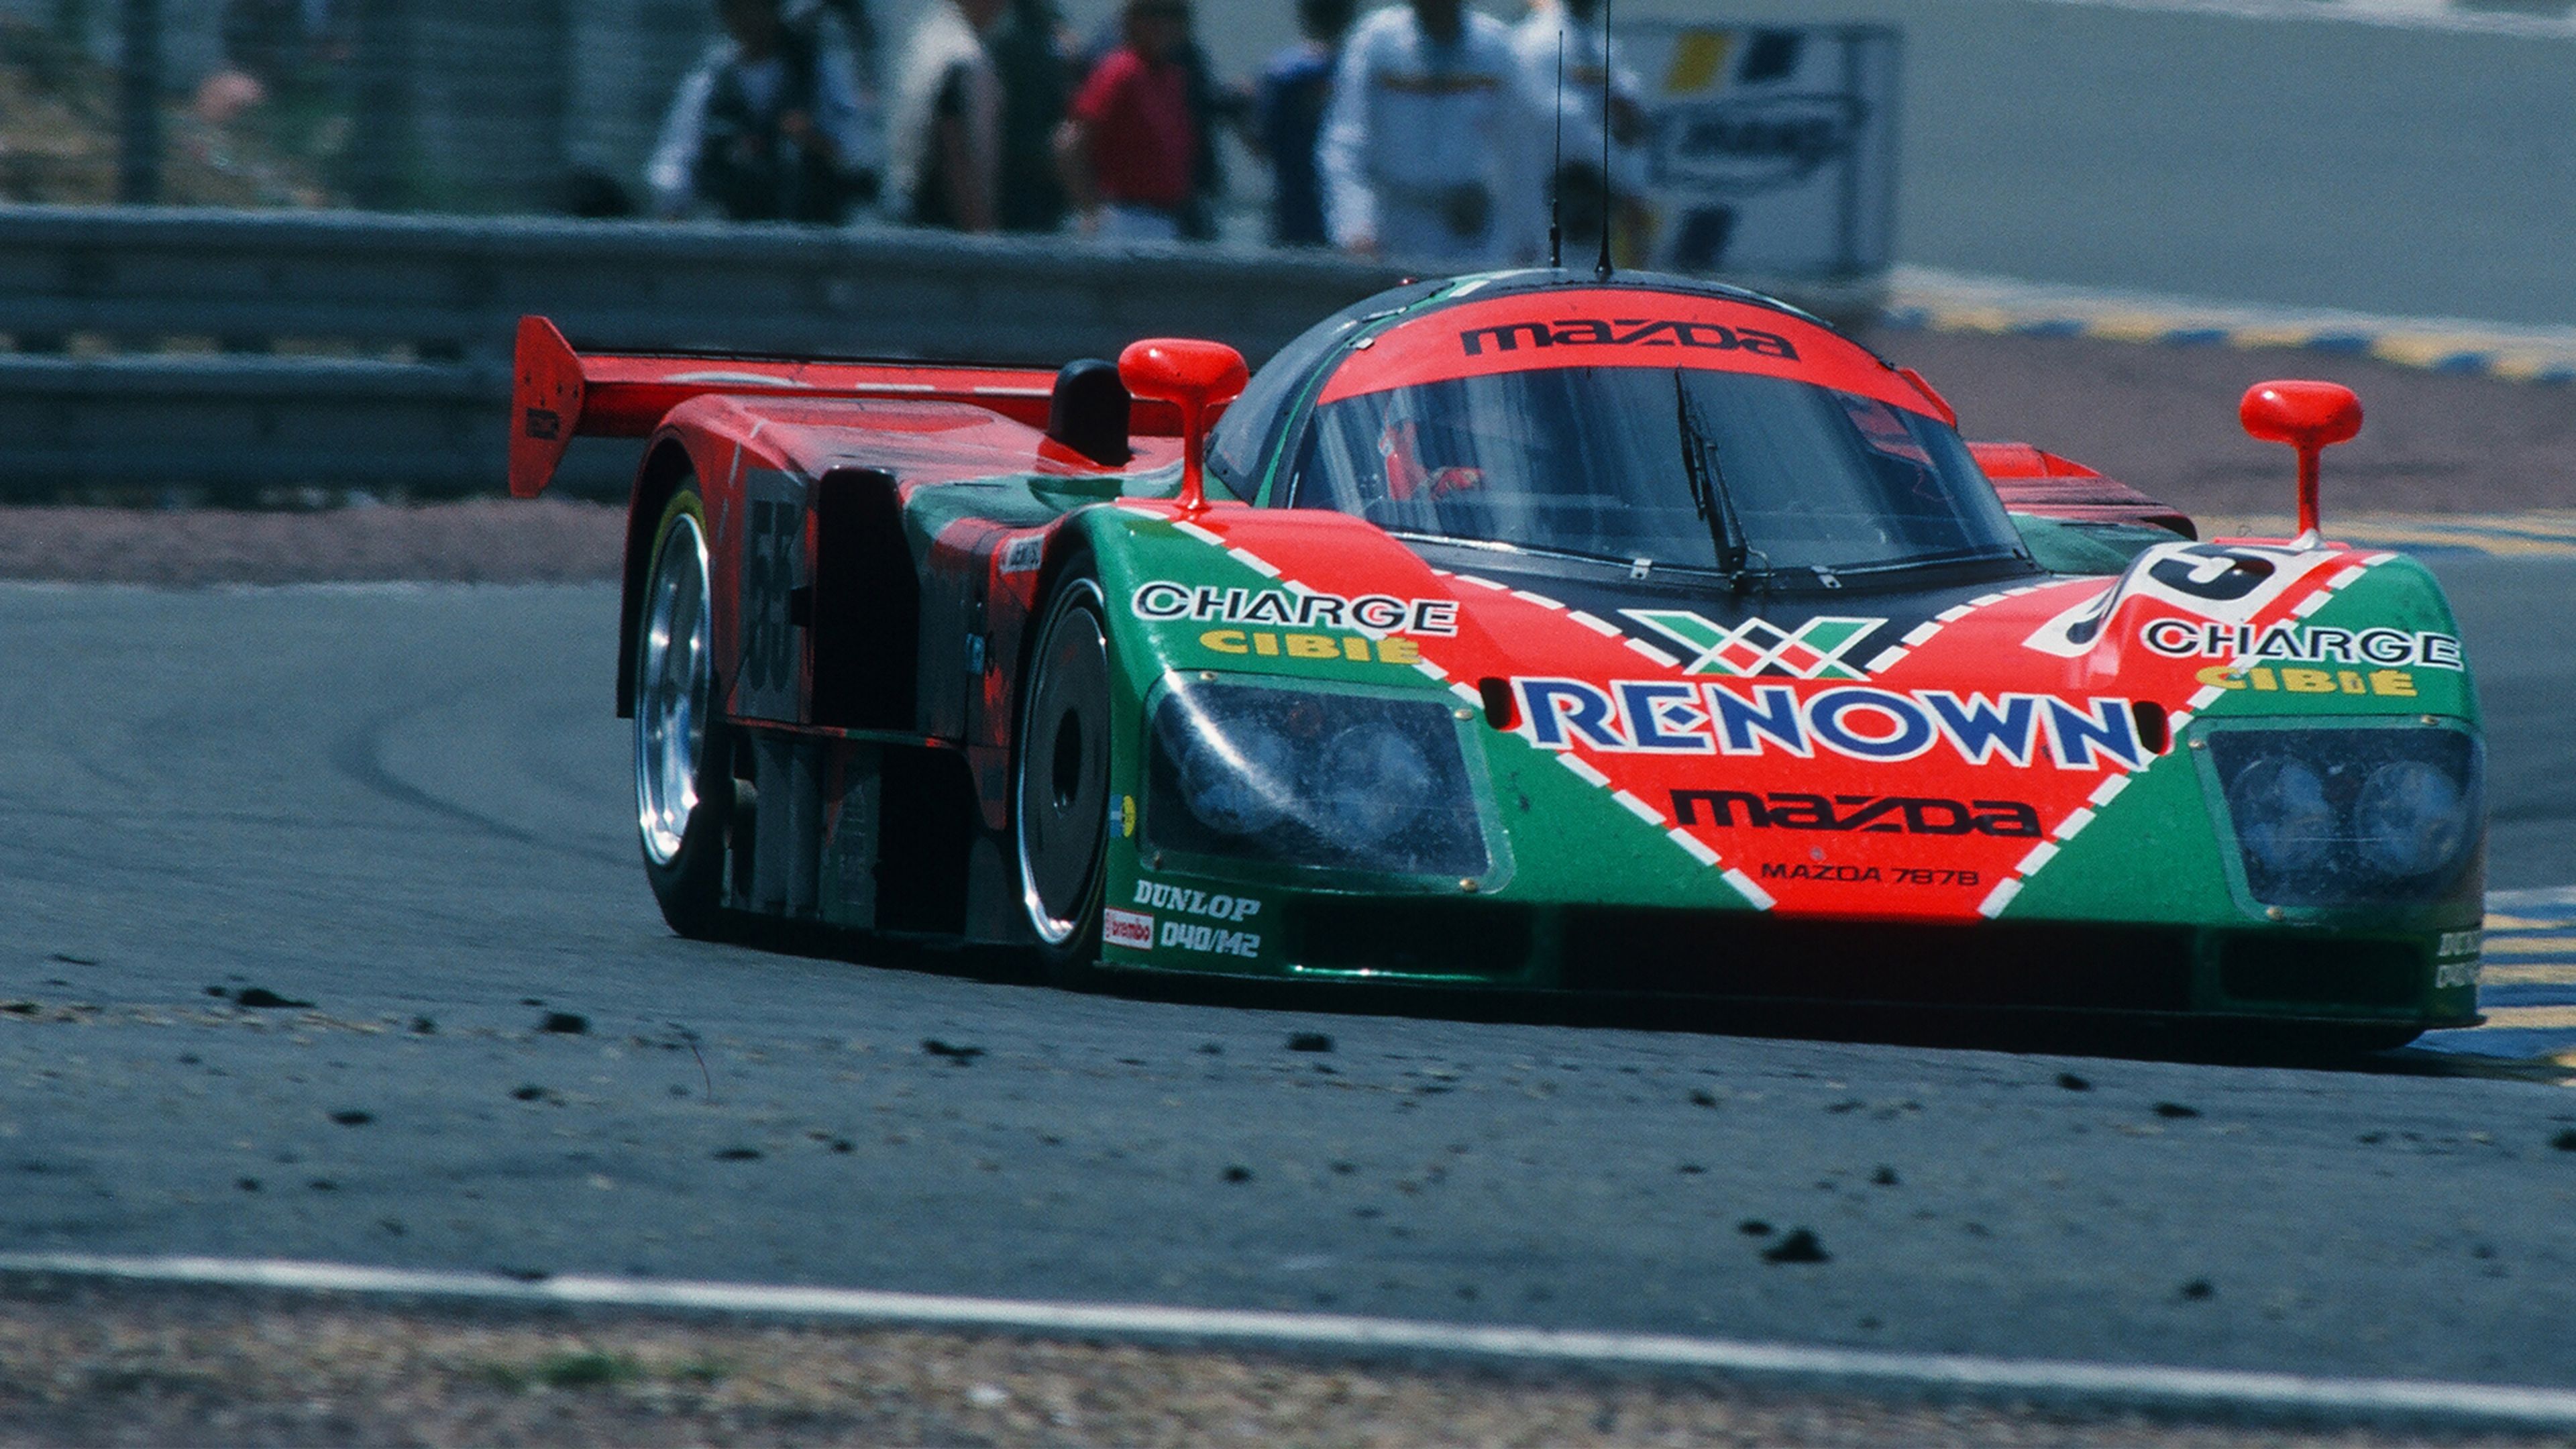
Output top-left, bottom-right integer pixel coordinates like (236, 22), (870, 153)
(1210, 278), (2029, 584)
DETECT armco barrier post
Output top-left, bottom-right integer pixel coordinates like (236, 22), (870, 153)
(116, 0), (160, 206)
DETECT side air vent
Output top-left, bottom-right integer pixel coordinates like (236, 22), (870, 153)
(810, 467), (918, 731)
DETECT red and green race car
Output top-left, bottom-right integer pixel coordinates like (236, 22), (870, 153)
(510, 268), (2483, 1045)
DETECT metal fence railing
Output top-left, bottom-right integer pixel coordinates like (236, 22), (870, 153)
(0, 203), (1881, 500)
(1, 203), (1413, 499)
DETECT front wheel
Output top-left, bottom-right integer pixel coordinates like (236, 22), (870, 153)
(633, 484), (733, 937)
(1016, 573), (1114, 984)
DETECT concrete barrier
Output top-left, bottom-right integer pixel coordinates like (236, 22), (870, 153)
(0, 205), (1880, 498)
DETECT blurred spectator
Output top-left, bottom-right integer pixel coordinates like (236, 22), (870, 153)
(1175, 25), (1245, 240)
(1512, 0), (1646, 260)
(1252, 0), (1355, 247)
(1318, 0), (1545, 266)
(561, 167), (639, 220)
(1077, 9), (1236, 241)
(219, 0), (344, 93)
(794, 0), (890, 193)
(1055, 0), (1197, 242)
(201, 0), (350, 176)
(797, 0), (882, 71)
(648, 0), (875, 223)
(987, 0), (1072, 233)
(889, 0), (1006, 231)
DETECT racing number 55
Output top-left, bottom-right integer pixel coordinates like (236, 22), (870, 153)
(738, 479), (806, 720)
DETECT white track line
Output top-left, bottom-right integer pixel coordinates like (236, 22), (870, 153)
(2024, 0), (2576, 40)
(2491, 885), (2576, 911)
(4, 1252), (2576, 1429)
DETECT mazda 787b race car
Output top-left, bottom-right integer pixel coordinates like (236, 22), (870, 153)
(508, 269), (2484, 1048)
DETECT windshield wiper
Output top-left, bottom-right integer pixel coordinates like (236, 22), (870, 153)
(1807, 545), (2033, 580)
(1381, 530), (1646, 571)
(1674, 374), (1759, 588)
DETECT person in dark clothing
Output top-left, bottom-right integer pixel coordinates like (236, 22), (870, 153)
(221, 0), (318, 90)
(1252, 0), (1354, 246)
(987, 0), (1071, 233)
(649, 0), (875, 223)
(1173, 30), (1240, 240)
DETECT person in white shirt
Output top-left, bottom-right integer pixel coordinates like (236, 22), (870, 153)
(648, 0), (876, 223)
(1511, 0), (1646, 257)
(1317, 0), (1549, 267)
(886, 0), (1008, 231)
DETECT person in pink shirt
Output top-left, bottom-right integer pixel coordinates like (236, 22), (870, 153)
(1053, 0), (1200, 241)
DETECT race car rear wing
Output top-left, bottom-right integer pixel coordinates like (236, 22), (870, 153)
(507, 315), (1181, 498)
(1970, 441), (2196, 539)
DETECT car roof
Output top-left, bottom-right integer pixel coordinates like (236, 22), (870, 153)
(1310, 270), (1938, 418)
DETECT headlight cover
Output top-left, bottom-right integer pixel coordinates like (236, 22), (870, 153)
(2207, 727), (2483, 908)
(1146, 680), (1489, 877)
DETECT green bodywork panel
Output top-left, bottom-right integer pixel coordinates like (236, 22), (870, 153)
(1027, 497), (2484, 1025)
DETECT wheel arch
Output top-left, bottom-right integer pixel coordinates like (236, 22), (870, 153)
(1011, 537), (1116, 971)
(618, 436), (704, 720)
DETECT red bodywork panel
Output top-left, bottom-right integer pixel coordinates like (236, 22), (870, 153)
(508, 315), (1183, 498)
(663, 393), (1183, 486)
(1318, 289), (1944, 415)
(1970, 441), (2196, 539)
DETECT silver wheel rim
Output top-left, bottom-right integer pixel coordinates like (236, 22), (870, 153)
(637, 512), (712, 867)
(1017, 580), (1112, 947)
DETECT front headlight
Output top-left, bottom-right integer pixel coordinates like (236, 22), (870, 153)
(1146, 680), (1489, 877)
(2353, 759), (2474, 878)
(2226, 755), (2335, 877)
(1177, 710), (1297, 835)
(1317, 721), (1434, 852)
(2206, 727), (2483, 908)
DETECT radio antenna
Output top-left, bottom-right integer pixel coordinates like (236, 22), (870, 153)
(1594, 0), (1615, 280)
(1548, 29), (1564, 270)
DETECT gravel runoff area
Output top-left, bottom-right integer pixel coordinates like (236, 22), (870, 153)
(0, 1283), (2565, 1449)
(0, 328), (2567, 588)
(0, 497), (625, 587)
(1858, 327), (2576, 523)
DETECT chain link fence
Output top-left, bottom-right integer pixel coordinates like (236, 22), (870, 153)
(1, 0), (806, 216)
(0, 0), (1305, 221)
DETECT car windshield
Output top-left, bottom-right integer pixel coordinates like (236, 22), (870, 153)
(1289, 366), (2027, 578)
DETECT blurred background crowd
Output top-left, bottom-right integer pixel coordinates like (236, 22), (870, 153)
(3, 1), (2567, 329)
(0, 0), (1645, 266)
(637, 0), (1638, 266)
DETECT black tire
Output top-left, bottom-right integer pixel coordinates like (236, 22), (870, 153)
(1016, 570), (1114, 985)
(633, 482), (735, 938)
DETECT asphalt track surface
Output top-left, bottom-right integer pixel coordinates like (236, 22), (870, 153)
(0, 557), (2571, 1394)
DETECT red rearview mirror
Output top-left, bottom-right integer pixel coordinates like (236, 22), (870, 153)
(2239, 380), (2362, 538)
(1120, 338), (1248, 513)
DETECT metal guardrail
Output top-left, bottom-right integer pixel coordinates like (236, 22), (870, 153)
(0, 205), (1882, 500)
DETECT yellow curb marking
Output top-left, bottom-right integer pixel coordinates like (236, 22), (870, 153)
(2470, 1006), (2576, 1030)
(2188, 514), (2576, 559)
(2482, 936), (2576, 957)
(2485, 965), (2576, 987)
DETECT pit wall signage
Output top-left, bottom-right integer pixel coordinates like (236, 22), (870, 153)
(1120, 503), (2462, 923)
(1615, 23), (1898, 278)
